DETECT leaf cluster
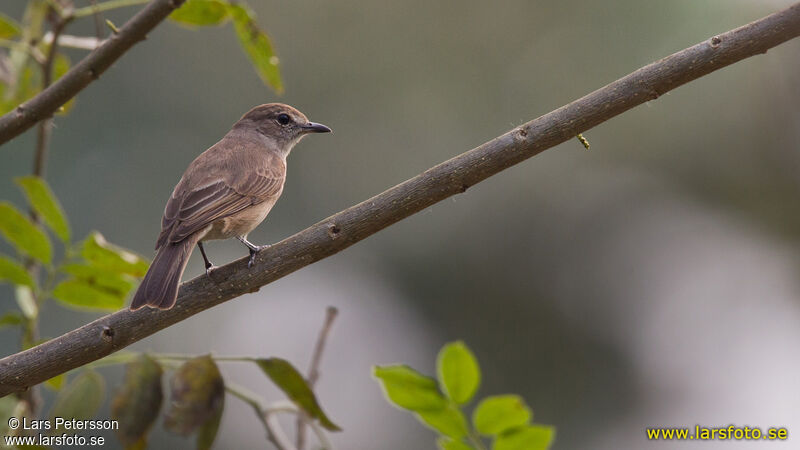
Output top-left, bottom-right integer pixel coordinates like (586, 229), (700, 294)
(0, 176), (147, 336)
(374, 341), (555, 450)
(1, 350), (340, 449)
(0, 177), (337, 447)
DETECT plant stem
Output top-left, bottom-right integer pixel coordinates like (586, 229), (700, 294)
(88, 0), (106, 40)
(267, 401), (333, 450)
(153, 353), (259, 363)
(226, 383), (295, 450)
(72, 0), (151, 19)
(42, 0), (66, 18)
(25, 5), (69, 333)
(80, 351), (141, 369)
(33, 16), (68, 179)
(467, 429), (489, 450)
(297, 307), (338, 450)
(17, 7), (69, 417)
(0, 40), (46, 64)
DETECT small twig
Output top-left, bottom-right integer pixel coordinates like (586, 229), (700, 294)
(264, 400), (299, 415)
(43, 0), (67, 18)
(88, 0), (106, 40)
(105, 19), (120, 34)
(154, 354), (259, 363)
(42, 33), (105, 50)
(33, 15), (69, 179)
(73, 0), (151, 19)
(308, 307), (338, 387)
(264, 412), (297, 450)
(297, 307), (338, 450)
(467, 428), (489, 450)
(17, 8), (71, 417)
(226, 383), (296, 450)
(79, 350), (141, 370)
(79, 350), (295, 371)
(576, 133), (590, 150)
(269, 401), (333, 450)
(0, 40), (46, 65)
(33, 123), (51, 180)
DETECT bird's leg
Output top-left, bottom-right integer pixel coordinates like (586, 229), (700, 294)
(237, 236), (271, 268)
(197, 241), (216, 277)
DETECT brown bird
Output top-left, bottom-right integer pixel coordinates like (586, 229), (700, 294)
(130, 103), (331, 310)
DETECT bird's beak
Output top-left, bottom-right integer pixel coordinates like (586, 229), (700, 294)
(301, 122), (332, 133)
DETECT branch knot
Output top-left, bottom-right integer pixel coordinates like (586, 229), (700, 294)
(326, 223), (341, 239)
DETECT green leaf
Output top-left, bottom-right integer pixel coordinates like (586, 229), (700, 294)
(473, 395), (532, 436)
(0, 202), (52, 264)
(50, 370), (105, 428)
(15, 176), (71, 243)
(417, 403), (469, 439)
(373, 365), (447, 412)
(61, 263), (135, 296)
(438, 437), (475, 450)
(52, 278), (126, 311)
(15, 285), (37, 319)
(170, 0), (229, 27)
(0, 12), (21, 39)
(0, 255), (34, 287)
(437, 341), (481, 404)
(111, 355), (164, 447)
(196, 405), (222, 450)
(164, 356), (224, 436)
(493, 425), (555, 450)
(228, 4), (283, 93)
(81, 231), (149, 277)
(44, 372), (66, 391)
(0, 311), (23, 330)
(255, 358), (340, 431)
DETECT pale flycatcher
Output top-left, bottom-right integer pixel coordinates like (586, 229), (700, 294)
(130, 103), (331, 310)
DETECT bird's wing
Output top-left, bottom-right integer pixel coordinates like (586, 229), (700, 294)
(156, 148), (285, 248)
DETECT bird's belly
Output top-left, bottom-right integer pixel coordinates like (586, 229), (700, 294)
(201, 199), (277, 241)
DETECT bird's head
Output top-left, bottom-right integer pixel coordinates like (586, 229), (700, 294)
(233, 103), (331, 155)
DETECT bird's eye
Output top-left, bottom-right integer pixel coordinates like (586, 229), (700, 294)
(277, 113), (291, 125)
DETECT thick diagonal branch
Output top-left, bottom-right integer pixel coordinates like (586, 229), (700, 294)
(0, 0), (186, 146)
(1, 3), (799, 398)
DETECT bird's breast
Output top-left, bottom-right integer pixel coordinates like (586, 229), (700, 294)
(202, 198), (279, 241)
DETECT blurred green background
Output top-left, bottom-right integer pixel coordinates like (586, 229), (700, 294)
(1, 0), (799, 449)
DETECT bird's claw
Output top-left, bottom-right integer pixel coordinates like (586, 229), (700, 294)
(247, 244), (271, 268)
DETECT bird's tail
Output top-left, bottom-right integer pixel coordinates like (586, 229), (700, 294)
(130, 235), (199, 310)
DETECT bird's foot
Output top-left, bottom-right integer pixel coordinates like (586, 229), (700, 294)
(197, 242), (217, 281)
(237, 236), (271, 268)
(247, 244), (271, 268)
